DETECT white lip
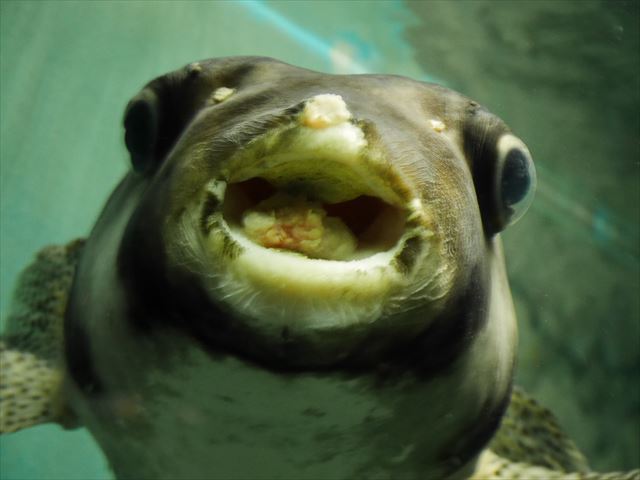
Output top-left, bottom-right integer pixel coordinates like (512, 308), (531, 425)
(202, 191), (431, 329)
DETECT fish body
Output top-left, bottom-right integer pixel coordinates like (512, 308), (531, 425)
(4, 57), (538, 479)
(60, 57), (532, 479)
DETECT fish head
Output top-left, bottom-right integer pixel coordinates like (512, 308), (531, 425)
(115, 57), (534, 368)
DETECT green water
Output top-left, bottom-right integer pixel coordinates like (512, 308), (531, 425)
(1, 1), (638, 478)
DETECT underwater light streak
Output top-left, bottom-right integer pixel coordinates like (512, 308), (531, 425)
(535, 180), (639, 267)
(239, 0), (369, 74)
(239, 1), (443, 82)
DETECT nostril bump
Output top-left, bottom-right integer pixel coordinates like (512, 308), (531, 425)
(301, 94), (352, 129)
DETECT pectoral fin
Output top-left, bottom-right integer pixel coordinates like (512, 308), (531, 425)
(0, 240), (85, 434)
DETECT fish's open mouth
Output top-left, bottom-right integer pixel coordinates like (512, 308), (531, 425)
(169, 94), (450, 344)
(211, 93), (421, 265)
(222, 177), (406, 261)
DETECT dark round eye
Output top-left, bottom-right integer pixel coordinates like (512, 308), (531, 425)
(123, 90), (158, 173)
(495, 135), (536, 227)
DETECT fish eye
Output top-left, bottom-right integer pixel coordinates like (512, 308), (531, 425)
(124, 90), (159, 173)
(495, 134), (536, 227)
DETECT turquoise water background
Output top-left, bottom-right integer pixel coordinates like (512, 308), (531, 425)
(1, 1), (638, 478)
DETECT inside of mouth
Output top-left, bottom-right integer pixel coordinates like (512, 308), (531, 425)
(223, 177), (406, 260)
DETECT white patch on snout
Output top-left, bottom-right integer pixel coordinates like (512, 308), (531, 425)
(301, 94), (352, 129)
(292, 94), (366, 161)
(295, 117), (367, 161)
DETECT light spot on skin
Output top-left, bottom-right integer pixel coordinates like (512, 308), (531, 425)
(390, 443), (416, 464)
(187, 62), (202, 75)
(210, 87), (235, 104)
(176, 406), (205, 426)
(108, 393), (144, 422)
(430, 119), (446, 133)
(407, 198), (426, 223)
(301, 94), (352, 129)
(204, 179), (227, 200)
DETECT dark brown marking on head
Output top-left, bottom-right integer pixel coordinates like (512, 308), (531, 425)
(200, 193), (220, 234)
(394, 236), (423, 275)
(221, 232), (243, 260)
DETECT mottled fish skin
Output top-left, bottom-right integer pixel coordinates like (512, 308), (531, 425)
(0, 241), (83, 433)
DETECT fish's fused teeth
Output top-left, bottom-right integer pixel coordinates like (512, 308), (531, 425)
(301, 94), (352, 129)
(210, 87), (235, 104)
(429, 119), (446, 133)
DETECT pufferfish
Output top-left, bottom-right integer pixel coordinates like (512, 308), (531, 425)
(0, 57), (638, 480)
